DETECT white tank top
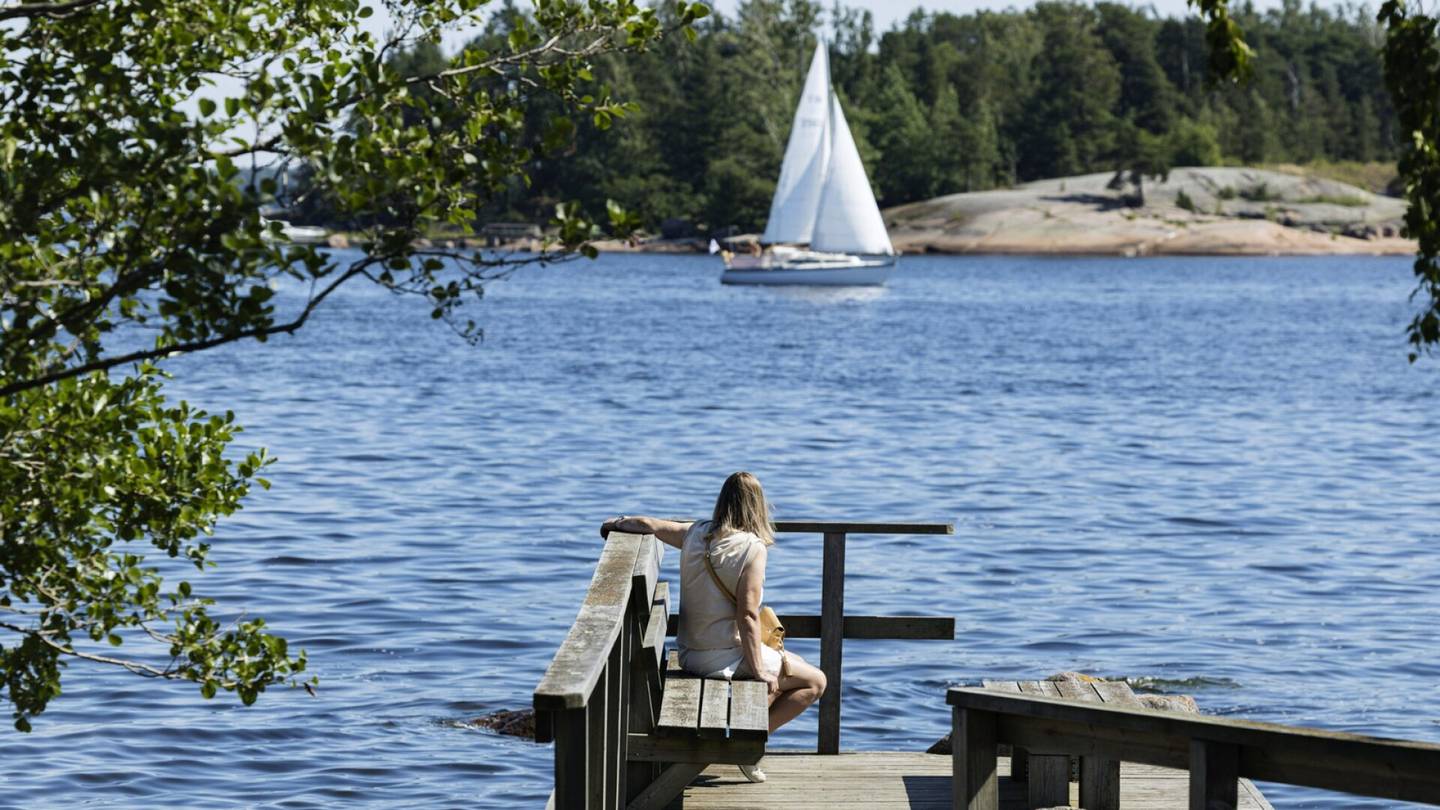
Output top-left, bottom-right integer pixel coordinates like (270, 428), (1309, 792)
(676, 521), (764, 652)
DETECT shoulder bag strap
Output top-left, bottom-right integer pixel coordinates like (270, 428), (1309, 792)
(702, 540), (739, 605)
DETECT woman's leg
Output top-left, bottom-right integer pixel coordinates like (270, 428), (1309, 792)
(768, 654), (827, 733)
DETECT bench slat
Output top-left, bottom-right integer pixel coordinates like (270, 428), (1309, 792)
(981, 680), (1022, 693)
(729, 680), (769, 740)
(664, 613), (952, 640)
(1094, 680), (1142, 707)
(642, 601), (666, 672)
(656, 674), (700, 736)
(1019, 680), (1061, 698)
(698, 679), (730, 739)
(1054, 680), (1101, 702)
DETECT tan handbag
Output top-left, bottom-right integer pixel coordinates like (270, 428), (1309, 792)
(703, 542), (791, 676)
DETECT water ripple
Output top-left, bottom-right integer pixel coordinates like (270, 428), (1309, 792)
(2, 254), (1436, 809)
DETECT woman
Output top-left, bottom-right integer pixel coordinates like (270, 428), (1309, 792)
(599, 472), (827, 783)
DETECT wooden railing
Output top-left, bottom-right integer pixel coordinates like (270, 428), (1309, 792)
(533, 519), (954, 808)
(534, 532), (665, 809)
(948, 686), (1440, 809)
(669, 520), (956, 753)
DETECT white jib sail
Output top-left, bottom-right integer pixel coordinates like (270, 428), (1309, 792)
(761, 45), (832, 245)
(812, 93), (893, 255)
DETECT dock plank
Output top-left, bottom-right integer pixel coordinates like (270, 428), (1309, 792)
(678, 752), (1273, 809)
(697, 679), (729, 739)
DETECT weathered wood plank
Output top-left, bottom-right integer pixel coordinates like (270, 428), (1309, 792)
(772, 520), (955, 535)
(1027, 755), (1069, 808)
(982, 683), (1027, 783)
(551, 708), (586, 810)
(1093, 680), (1142, 707)
(666, 614), (954, 640)
(641, 602), (666, 674)
(1018, 680), (1061, 698)
(630, 535), (661, 617)
(819, 531), (846, 755)
(627, 763), (704, 810)
(1053, 680), (1099, 703)
(953, 706), (999, 810)
(1052, 681), (1119, 810)
(535, 533), (644, 710)
(698, 678), (730, 740)
(1015, 682), (1067, 804)
(586, 677), (608, 808)
(656, 674), (700, 737)
(981, 680), (1022, 693)
(1191, 740), (1239, 810)
(602, 623), (622, 809)
(681, 753), (1274, 810)
(626, 733), (765, 765)
(729, 680), (769, 741)
(949, 687), (1440, 805)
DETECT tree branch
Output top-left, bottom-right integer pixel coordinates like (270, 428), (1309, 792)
(0, 0), (102, 22)
(0, 256), (375, 397)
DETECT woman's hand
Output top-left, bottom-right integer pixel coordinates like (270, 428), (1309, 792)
(759, 670), (779, 696)
(597, 516), (694, 548)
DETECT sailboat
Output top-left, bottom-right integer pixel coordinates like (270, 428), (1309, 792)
(720, 44), (896, 286)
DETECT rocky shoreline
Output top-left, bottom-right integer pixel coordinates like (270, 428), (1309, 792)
(597, 166), (1414, 257)
(323, 167), (1415, 258)
(882, 166), (1413, 257)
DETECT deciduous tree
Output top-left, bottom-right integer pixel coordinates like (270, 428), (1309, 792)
(0, 0), (706, 731)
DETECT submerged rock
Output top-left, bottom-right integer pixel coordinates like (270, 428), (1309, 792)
(471, 708), (536, 739)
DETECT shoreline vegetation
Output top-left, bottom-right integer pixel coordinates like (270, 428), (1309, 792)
(319, 165), (1413, 257)
(286, 1), (1414, 261)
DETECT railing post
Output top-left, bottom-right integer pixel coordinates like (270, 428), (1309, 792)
(1189, 739), (1239, 810)
(952, 705), (998, 810)
(819, 531), (846, 754)
(553, 707), (587, 809)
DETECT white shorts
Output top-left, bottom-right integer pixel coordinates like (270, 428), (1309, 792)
(678, 644), (784, 680)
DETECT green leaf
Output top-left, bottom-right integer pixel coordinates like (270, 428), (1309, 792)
(198, 98), (216, 117)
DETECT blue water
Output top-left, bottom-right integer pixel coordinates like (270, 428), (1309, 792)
(3, 253), (1437, 808)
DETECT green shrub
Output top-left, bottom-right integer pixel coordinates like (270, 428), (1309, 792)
(1239, 182), (1283, 202)
(1176, 189), (1198, 212)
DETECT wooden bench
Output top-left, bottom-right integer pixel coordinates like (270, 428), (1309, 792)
(979, 679), (1147, 810)
(949, 682), (1440, 810)
(622, 652), (770, 809)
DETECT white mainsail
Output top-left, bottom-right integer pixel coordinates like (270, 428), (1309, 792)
(811, 94), (894, 256)
(761, 45), (832, 245)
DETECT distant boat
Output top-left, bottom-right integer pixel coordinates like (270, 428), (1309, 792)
(261, 217), (330, 245)
(720, 45), (896, 286)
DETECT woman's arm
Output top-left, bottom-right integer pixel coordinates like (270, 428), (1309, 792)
(599, 515), (694, 549)
(734, 544), (777, 695)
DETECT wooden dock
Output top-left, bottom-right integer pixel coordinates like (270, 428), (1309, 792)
(534, 522), (1440, 810)
(679, 752), (1274, 810)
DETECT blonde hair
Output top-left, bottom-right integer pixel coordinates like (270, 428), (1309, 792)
(704, 471), (775, 546)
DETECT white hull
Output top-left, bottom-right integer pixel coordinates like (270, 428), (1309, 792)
(721, 252), (895, 286)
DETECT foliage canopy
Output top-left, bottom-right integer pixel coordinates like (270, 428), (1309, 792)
(0, 0), (705, 730)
